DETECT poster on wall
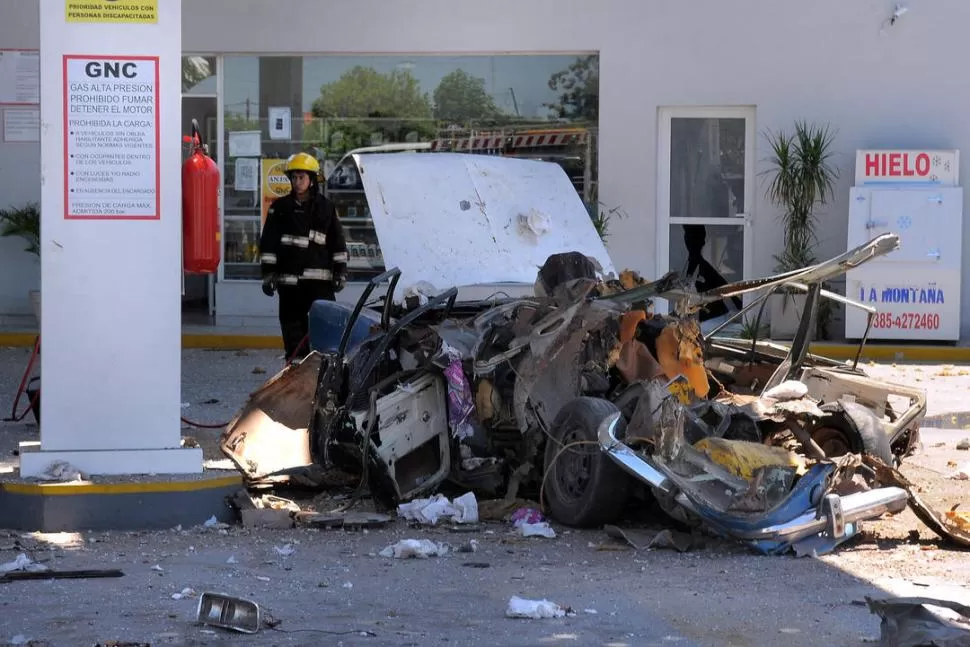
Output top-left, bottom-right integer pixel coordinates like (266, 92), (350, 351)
(228, 130), (261, 158)
(63, 55), (160, 220)
(260, 158), (290, 228)
(268, 106), (291, 140)
(3, 108), (40, 142)
(0, 50), (40, 105)
(234, 158), (258, 191)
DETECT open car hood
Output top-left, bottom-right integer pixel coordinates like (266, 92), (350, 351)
(353, 152), (616, 297)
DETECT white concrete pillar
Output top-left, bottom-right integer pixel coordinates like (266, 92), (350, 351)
(20, 0), (202, 476)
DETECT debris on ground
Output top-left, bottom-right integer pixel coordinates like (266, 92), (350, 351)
(515, 521), (556, 538)
(946, 509), (970, 534)
(379, 539), (448, 559)
(273, 544), (296, 557)
(241, 509), (294, 529)
(1, 568), (124, 583)
(865, 596), (970, 647)
(478, 499), (540, 522)
(295, 511), (391, 530)
(949, 463), (970, 480)
(508, 508), (556, 537)
(0, 553), (47, 574)
(202, 515), (229, 530)
(397, 493), (479, 525)
(506, 596), (571, 619)
(196, 592), (261, 634)
(33, 460), (86, 482)
(171, 587), (196, 600)
(603, 525), (695, 553)
(230, 490), (300, 529)
(510, 508), (544, 525)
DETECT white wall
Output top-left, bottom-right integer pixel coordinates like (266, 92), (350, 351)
(6, 0), (970, 336)
(0, 0), (41, 324)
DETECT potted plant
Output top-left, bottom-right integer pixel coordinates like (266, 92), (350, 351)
(762, 121), (838, 340)
(0, 201), (41, 325)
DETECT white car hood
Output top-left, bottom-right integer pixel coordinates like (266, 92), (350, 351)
(353, 152), (615, 297)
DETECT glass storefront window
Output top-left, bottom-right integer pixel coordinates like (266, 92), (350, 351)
(222, 54), (599, 281)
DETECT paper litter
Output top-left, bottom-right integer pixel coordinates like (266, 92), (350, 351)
(763, 380), (808, 401)
(397, 492), (479, 525)
(506, 596), (568, 619)
(379, 539), (448, 559)
(0, 553), (48, 574)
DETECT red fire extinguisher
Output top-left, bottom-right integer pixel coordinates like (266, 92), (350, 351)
(182, 118), (221, 274)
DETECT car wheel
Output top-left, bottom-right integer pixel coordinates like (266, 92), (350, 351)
(809, 401), (894, 466)
(542, 397), (632, 528)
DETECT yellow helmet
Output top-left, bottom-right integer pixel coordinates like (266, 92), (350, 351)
(285, 152), (320, 174)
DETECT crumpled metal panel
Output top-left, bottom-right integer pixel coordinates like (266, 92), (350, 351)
(865, 596), (970, 647)
(511, 293), (624, 433)
(220, 354), (322, 483)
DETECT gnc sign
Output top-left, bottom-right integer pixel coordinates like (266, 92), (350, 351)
(855, 149), (959, 187)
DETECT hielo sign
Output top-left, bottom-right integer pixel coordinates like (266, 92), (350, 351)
(855, 149), (959, 186)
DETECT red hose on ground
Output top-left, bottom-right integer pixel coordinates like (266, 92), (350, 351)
(4, 335), (40, 423)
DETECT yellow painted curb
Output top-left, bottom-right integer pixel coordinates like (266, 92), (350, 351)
(0, 332), (39, 347)
(4, 331), (968, 362)
(182, 333), (282, 350)
(810, 343), (970, 362)
(1, 474), (242, 496)
(0, 332), (283, 350)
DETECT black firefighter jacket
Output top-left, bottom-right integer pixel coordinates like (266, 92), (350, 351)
(259, 192), (349, 288)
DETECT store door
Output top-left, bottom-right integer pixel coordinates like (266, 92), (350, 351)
(657, 107), (755, 323)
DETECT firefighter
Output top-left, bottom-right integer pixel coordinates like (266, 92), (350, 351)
(259, 152), (349, 361)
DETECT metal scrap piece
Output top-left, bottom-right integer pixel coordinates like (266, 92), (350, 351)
(865, 596), (970, 647)
(603, 524), (694, 552)
(196, 592), (261, 634)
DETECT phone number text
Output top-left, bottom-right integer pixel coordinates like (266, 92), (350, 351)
(872, 312), (941, 330)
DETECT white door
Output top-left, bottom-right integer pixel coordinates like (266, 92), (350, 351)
(657, 107), (755, 319)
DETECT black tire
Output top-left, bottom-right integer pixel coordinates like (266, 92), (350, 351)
(808, 401), (894, 465)
(542, 397), (632, 528)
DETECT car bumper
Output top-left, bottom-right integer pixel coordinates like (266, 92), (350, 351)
(597, 412), (909, 548)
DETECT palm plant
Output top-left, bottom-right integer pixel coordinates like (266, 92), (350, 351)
(0, 202), (40, 256)
(763, 121), (838, 272)
(762, 121), (839, 339)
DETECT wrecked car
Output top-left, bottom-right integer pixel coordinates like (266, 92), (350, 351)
(221, 152), (933, 555)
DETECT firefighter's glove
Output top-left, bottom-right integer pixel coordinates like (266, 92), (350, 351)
(334, 274), (347, 293)
(262, 276), (277, 297)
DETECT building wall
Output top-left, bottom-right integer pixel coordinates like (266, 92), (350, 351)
(4, 0), (970, 336)
(0, 0), (41, 324)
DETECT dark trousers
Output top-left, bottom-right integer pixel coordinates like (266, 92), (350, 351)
(278, 283), (336, 361)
